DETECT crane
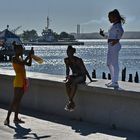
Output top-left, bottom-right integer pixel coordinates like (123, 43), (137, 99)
(11, 26), (22, 34)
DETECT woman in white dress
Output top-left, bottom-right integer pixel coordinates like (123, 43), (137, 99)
(100, 9), (125, 88)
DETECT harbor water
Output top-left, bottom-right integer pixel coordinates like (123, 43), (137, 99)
(1, 39), (140, 80)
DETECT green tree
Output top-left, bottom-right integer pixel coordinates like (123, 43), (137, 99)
(68, 34), (75, 40)
(59, 32), (69, 39)
(21, 30), (38, 42)
(59, 32), (75, 40)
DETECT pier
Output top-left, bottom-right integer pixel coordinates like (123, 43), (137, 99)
(1, 69), (140, 139)
(23, 41), (84, 46)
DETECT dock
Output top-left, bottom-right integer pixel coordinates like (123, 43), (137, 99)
(0, 49), (30, 62)
(23, 41), (84, 46)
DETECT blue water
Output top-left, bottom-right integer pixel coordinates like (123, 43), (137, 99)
(1, 39), (140, 80)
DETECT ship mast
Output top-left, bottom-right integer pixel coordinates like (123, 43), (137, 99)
(46, 16), (49, 30)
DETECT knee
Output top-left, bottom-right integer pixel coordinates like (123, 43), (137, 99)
(71, 81), (77, 87)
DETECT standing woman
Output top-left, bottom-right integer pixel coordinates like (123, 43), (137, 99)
(100, 9), (125, 88)
(4, 42), (34, 125)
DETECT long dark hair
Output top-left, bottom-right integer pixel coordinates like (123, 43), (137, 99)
(109, 9), (125, 24)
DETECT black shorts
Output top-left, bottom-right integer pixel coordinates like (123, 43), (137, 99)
(67, 75), (86, 84)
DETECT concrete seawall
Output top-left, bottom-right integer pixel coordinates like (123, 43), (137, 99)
(0, 69), (140, 133)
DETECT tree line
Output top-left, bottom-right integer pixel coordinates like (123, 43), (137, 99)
(20, 29), (75, 42)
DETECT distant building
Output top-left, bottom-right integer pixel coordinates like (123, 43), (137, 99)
(77, 24), (80, 35)
(0, 28), (21, 50)
(0, 28), (24, 62)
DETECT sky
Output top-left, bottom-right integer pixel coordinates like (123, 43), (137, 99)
(0, 0), (140, 35)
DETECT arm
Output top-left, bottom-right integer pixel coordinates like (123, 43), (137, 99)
(80, 59), (93, 82)
(13, 49), (33, 66)
(86, 71), (93, 82)
(24, 47), (34, 66)
(12, 55), (32, 66)
(24, 55), (32, 66)
(108, 39), (120, 46)
(64, 58), (70, 81)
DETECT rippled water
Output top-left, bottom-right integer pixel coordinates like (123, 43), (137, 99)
(1, 39), (140, 80)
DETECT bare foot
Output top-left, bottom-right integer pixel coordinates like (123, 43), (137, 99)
(13, 118), (25, 124)
(4, 119), (9, 125)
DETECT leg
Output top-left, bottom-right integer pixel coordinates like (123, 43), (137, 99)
(65, 81), (72, 101)
(4, 88), (19, 125)
(107, 64), (119, 88)
(107, 47), (114, 83)
(65, 82), (77, 111)
(65, 79), (74, 111)
(69, 76), (85, 102)
(113, 63), (119, 83)
(112, 52), (120, 83)
(14, 88), (24, 123)
(108, 64), (114, 83)
(65, 76), (85, 111)
(65, 76), (78, 102)
(69, 82), (77, 102)
(112, 45), (121, 83)
(106, 45), (121, 88)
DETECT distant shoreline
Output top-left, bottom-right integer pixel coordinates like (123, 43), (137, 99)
(72, 31), (140, 39)
(77, 38), (140, 40)
(23, 40), (84, 46)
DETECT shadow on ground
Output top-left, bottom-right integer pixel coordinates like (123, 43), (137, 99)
(7, 123), (51, 139)
(1, 103), (140, 140)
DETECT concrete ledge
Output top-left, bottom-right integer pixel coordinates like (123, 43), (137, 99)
(0, 69), (140, 133)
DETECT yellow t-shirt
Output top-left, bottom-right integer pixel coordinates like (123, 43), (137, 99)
(13, 63), (26, 88)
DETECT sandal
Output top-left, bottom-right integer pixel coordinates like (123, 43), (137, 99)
(64, 101), (75, 112)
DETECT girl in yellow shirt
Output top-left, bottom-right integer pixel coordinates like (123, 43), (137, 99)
(4, 42), (33, 125)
